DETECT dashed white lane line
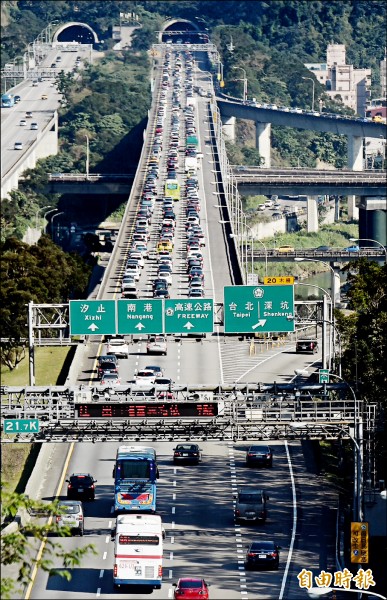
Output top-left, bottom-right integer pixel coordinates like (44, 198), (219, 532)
(171, 521), (175, 528)
(170, 551), (173, 560)
(102, 551), (107, 560)
(172, 506), (176, 514)
(169, 569), (173, 579)
(99, 570), (104, 578)
(96, 589), (101, 597)
(173, 493), (176, 500)
(105, 535), (110, 544)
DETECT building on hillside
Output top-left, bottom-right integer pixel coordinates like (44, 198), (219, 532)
(305, 43), (371, 116)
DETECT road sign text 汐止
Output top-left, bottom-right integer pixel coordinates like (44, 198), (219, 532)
(224, 285), (294, 333)
(69, 300), (116, 335)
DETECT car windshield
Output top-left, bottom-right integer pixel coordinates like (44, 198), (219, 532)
(250, 541), (275, 550)
(239, 493), (262, 504)
(59, 504), (80, 514)
(177, 445), (197, 451)
(180, 581), (202, 589)
(70, 476), (92, 486)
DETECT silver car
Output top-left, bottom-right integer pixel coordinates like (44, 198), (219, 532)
(56, 500), (84, 535)
(234, 488), (269, 524)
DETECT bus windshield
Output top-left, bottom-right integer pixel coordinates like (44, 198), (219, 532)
(118, 460), (150, 479)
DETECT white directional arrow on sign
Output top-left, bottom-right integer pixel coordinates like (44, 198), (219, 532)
(251, 320), (267, 330)
(135, 323), (145, 330)
(88, 323), (99, 331)
(183, 322), (194, 330)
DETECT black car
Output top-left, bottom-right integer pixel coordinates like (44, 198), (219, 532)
(97, 355), (118, 379)
(296, 339), (318, 354)
(246, 445), (273, 467)
(66, 473), (97, 500)
(173, 443), (202, 464)
(245, 540), (280, 570)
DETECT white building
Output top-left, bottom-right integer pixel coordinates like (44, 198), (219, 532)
(305, 44), (371, 116)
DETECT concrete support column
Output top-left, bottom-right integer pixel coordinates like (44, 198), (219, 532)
(347, 135), (363, 171)
(255, 122), (271, 167)
(306, 197), (318, 232)
(221, 114), (236, 141)
(347, 195), (359, 221)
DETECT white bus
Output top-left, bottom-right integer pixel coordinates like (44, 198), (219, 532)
(113, 513), (163, 589)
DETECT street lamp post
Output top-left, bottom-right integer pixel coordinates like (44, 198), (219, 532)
(35, 205), (52, 230)
(302, 76), (315, 111)
(85, 135), (90, 179)
(51, 211), (64, 243)
(232, 66), (247, 101)
(350, 237), (387, 264)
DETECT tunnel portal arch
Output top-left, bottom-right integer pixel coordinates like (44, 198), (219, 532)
(53, 22), (99, 45)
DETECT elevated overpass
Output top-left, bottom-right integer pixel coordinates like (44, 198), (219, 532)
(216, 97), (387, 170)
(44, 168), (386, 197)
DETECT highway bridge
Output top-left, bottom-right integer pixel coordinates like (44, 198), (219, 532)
(44, 168), (387, 197)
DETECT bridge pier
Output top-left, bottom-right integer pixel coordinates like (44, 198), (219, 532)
(221, 114), (236, 141)
(358, 196), (387, 247)
(255, 122), (271, 167)
(347, 195), (359, 221)
(306, 197), (319, 232)
(347, 135), (363, 171)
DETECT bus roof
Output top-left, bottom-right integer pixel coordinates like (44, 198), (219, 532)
(116, 445), (156, 458)
(116, 513), (162, 529)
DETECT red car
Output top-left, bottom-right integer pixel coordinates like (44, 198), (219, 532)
(173, 578), (210, 600)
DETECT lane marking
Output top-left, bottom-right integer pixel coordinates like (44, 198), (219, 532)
(24, 442), (75, 599)
(105, 535), (110, 544)
(103, 552), (107, 560)
(96, 588), (101, 597)
(279, 441), (297, 600)
(99, 569), (104, 578)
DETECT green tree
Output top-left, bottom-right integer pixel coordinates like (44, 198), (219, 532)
(1, 488), (97, 600)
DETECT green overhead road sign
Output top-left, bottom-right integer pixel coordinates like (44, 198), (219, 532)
(117, 299), (164, 334)
(164, 299), (214, 334)
(224, 285), (295, 333)
(69, 300), (116, 335)
(319, 369), (330, 383)
(3, 419), (40, 434)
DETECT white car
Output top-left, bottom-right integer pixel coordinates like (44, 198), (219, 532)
(157, 272), (172, 286)
(147, 336), (167, 355)
(135, 369), (156, 385)
(106, 336), (130, 358)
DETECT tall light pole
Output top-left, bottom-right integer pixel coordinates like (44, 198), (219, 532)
(302, 76), (315, 111)
(51, 211), (64, 243)
(85, 135), (90, 179)
(232, 66), (247, 101)
(35, 205), (51, 230)
(350, 237), (387, 264)
(329, 374), (363, 525)
(295, 282), (333, 370)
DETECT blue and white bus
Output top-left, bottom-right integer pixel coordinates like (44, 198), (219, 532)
(113, 446), (159, 515)
(1, 94), (15, 108)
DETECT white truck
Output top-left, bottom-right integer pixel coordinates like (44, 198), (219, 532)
(186, 96), (196, 109)
(184, 156), (198, 173)
(112, 513), (163, 589)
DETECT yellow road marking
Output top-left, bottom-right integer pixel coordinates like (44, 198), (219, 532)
(24, 442), (75, 599)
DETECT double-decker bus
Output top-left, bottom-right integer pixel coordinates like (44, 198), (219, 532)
(365, 98), (387, 123)
(113, 446), (159, 515)
(164, 178), (180, 201)
(113, 513), (163, 589)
